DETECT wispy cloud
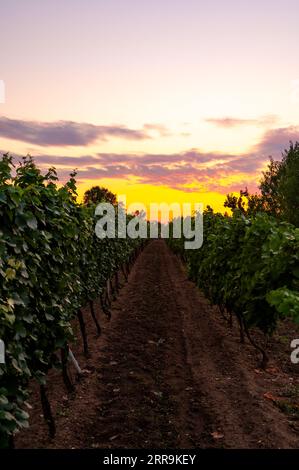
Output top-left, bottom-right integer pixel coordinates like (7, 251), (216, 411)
(0, 117), (169, 147)
(143, 123), (171, 137)
(205, 114), (278, 128)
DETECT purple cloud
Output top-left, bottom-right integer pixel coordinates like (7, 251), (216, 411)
(0, 117), (167, 146)
(6, 124), (299, 194)
(254, 126), (299, 156)
(28, 148), (266, 193)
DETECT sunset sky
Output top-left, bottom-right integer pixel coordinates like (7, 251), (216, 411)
(1, 0), (299, 212)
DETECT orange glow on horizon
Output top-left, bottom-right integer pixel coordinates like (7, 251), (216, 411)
(76, 178), (232, 217)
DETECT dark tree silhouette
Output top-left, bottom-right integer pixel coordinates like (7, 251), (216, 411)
(83, 185), (117, 206)
(259, 141), (299, 225)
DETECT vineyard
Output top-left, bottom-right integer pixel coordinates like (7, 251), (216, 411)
(0, 155), (143, 447)
(1, 154), (299, 449)
(169, 209), (299, 366)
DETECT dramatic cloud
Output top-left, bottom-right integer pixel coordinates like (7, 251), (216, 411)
(205, 114), (278, 128)
(8, 124), (299, 194)
(0, 117), (168, 146)
(32, 148), (266, 194)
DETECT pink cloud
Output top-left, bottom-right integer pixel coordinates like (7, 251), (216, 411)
(5, 124), (299, 194)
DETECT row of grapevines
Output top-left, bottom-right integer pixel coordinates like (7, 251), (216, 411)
(168, 209), (299, 364)
(0, 154), (142, 447)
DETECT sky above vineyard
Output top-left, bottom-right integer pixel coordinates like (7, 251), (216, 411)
(1, 0), (299, 211)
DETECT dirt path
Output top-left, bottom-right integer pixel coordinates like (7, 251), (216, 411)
(16, 240), (299, 448)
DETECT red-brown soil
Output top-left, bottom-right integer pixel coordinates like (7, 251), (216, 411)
(16, 240), (299, 448)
